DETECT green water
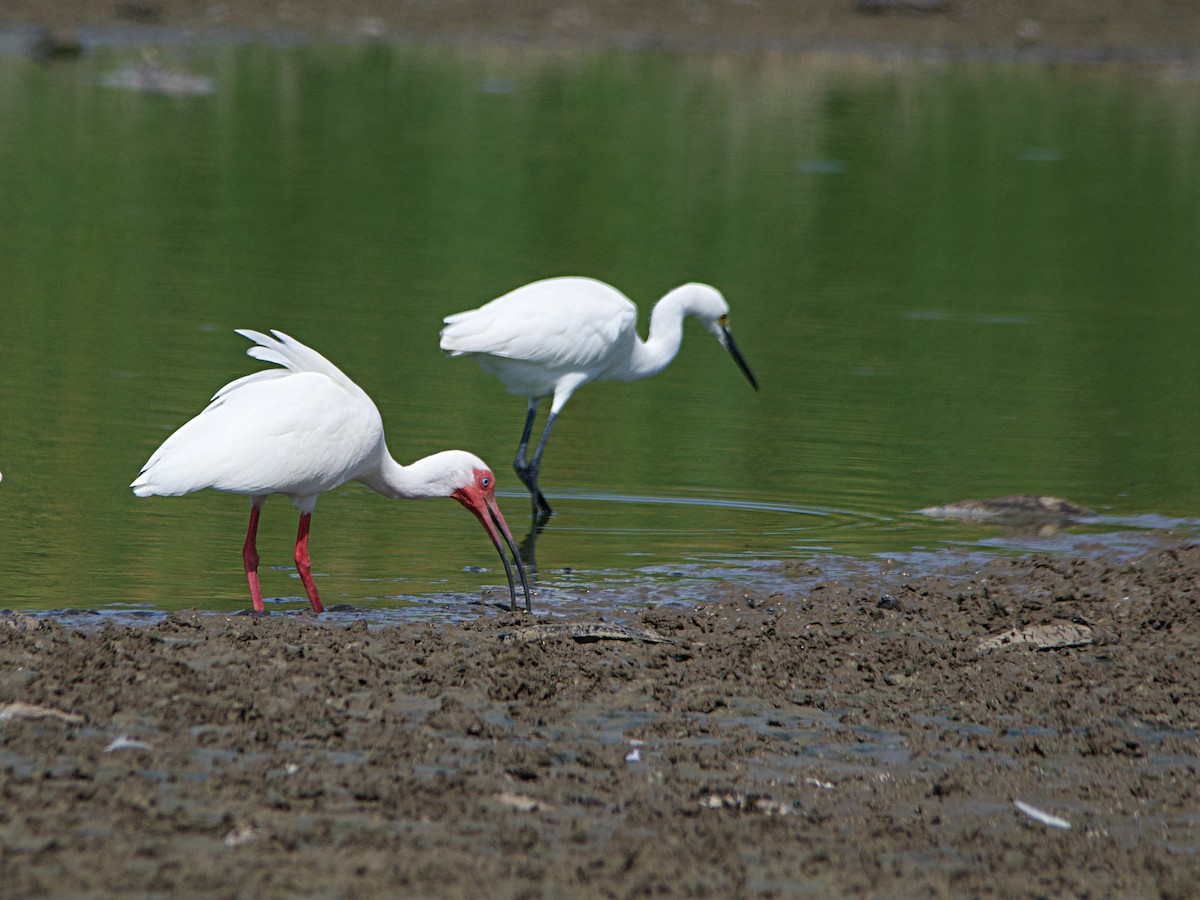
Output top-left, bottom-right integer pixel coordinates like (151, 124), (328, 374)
(1, 42), (1198, 612)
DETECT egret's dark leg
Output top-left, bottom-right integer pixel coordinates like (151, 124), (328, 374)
(293, 512), (324, 613)
(513, 399), (539, 490)
(526, 410), (558, 522)
(242, 497), (266, 612)
(513, 399), (554, 519)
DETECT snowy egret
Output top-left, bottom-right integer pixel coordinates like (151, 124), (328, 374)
(131, 329), (532, 613)
(440, 277), (759, 519)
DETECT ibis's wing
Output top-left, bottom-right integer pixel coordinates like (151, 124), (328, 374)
(132, 332), (383, 498)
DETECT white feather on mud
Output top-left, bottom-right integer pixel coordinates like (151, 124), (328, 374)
(1014, 800), (1072, 830)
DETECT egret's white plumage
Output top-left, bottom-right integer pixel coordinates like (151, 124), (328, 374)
(132, 329), (532, 613)
(441, 277), (759, 519)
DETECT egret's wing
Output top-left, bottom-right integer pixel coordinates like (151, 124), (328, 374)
(440, 277), (636, 370)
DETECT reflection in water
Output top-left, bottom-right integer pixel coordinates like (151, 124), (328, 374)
(0, 44), (1198, 610)
(516, 512), (550, 583)
(918, 494), (1096, 536)
(101, 49), (216, 95)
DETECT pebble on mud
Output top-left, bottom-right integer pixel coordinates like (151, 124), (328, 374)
(975, 621), (1096, 654)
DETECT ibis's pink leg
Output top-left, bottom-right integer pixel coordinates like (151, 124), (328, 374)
(242, 501), (265, 613)
(294, 512), (324, 613)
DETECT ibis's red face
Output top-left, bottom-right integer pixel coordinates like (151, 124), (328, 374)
(452, 468), (532, 613)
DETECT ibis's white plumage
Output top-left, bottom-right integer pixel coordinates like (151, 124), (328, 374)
(131, 329), (531, 613)
(131, 331), (384, 508)
(132, 330), (383, 507)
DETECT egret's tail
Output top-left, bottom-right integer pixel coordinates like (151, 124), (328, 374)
(439, 310), (487, 357)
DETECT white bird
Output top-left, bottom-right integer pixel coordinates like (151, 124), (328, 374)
(440, 277), (759, 519)
(131, 329), (532, 613)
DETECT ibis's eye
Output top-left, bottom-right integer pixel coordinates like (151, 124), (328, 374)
(481, 476), (491, 488)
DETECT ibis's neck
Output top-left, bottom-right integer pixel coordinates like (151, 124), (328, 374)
(359, 450), (453, 500)
(626, 287), (693, 381)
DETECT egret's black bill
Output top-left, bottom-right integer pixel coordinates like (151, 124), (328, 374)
(723, 327), (759, 391)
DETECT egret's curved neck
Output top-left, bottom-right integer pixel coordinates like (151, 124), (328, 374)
(626, 287), (693, 381)
(359, 450), (452, 500)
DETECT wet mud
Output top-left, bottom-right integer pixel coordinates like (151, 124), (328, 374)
(1, 539), (1197, 896)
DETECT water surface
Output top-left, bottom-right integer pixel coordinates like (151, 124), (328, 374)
(1, 42), (1198, 612)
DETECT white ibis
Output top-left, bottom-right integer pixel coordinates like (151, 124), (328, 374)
(131, 329), (532, 613)
(440, 277), (759, 519)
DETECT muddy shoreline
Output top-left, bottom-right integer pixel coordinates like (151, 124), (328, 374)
(5, 1), (1200, 61)
(2, 539), (1197, 896)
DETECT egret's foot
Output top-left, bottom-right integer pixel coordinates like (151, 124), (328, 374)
(514, 460), (553, 521)
(513, 461), (536, 494)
